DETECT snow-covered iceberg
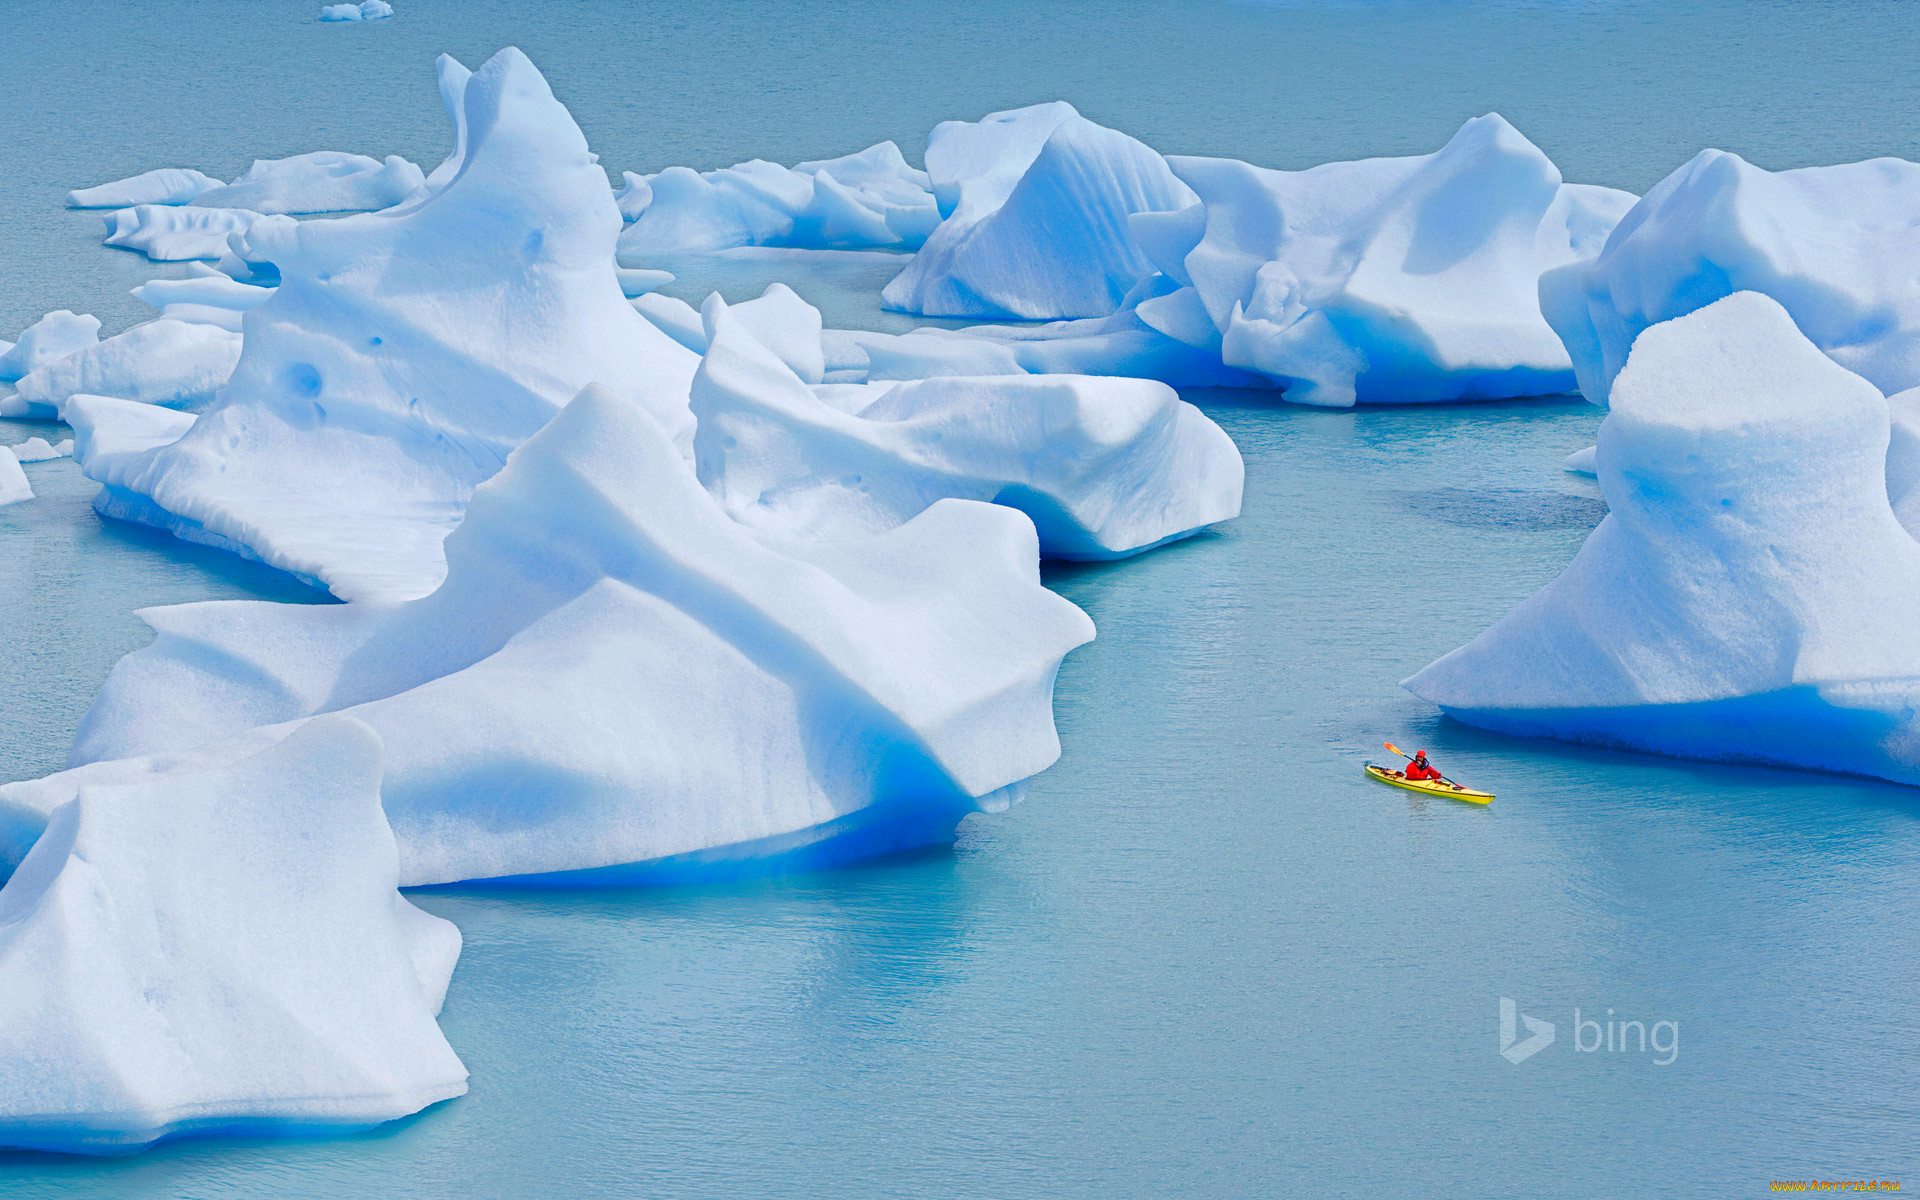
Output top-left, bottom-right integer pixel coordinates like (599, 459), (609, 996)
(0, 717), (466, 1155)
(35, 383), (1094, 887)
(1406, 292), (1920, 784)
(67, 168), (220, 209)
(75, 48), (698, 602)
(8, 437), (74, 463)
(2, 319), (241, 418)
(102, 204), (259, 261)
(882, 105), (1197, 320)
(191, 151), (425, 215)
(693, 299), (1243, 557)
(1540, 151), (1920, 406)
(132, 266), (276, 333)
(0, 310), (99, 382)
(0, 451), (31, 507)
(1136, 115), (1634, 406)
(618, 141), (938, 255)
(321, 0), (393, 20)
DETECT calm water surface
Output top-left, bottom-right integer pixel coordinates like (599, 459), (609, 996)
(4, 1), (1920, 1196)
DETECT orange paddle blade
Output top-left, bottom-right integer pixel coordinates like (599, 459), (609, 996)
(1384, 742), (1408, 759)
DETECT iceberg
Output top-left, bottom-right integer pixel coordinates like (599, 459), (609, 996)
(0, 450), (30, 507)
(7, 437), (74, 463)
(1406, 292), (1920, 785)
(2, 319), (242, 418)
(66, 168), (221, 209)
(0, 717), (466, 1155)
(1561, 444), (1598, 476)
(320, 0), (393, 19)
(75, 48), (699, 603)
(0, 310), (100, 382)
(693, 299), (1243, 557)
(37, 383), (1094, 887)
(102, 204), (259, 261)
(618, 141), (937, 256)
(881, 108), (1198, 320)
(1137, 115), (1634, 406)
(191, 151), (426, 215)
(1540, 151), (1920, 406)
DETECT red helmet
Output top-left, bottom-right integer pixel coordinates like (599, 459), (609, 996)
(1415, 750), (1427, 758)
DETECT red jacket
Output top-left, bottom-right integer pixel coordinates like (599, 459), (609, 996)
(1405, 759), (1440, 780)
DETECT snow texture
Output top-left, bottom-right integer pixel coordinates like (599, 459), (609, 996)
(1540, 150), (1920, 407)
(882, 109), (1198, 320)
(192, 152), (425, 215)
(0, 718), (466, 1155)
(693, 298), (1243, 557)
(2, 319), (242, 419)
(618, 142), (937, 256)
(1406, 292), (1920, 784)
(67, 169), (221, 209)
(74, 48), (699, 603)
(39, 383), (1095, 887)
(102, 205), (259, 261)
(0, 311), (100, 382)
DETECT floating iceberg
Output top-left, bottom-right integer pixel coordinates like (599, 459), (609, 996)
(1540, 151), (1920, 406)
(40, 383), (1094, 887)
(1406, 292), (1920, 785)
(618, 141), (937, 255)
(0, 451), (30, 507)
(1561, 445), (1598, 476)
(102, 204), (259, 261)
(882, 106), (1197, 320)
(0, 718), (466, 1155)
(321, 0), (393, 19)
(76, 48), (699, 602)
(132, 267), (275, 332)
(8, 437), (74, 463)
(2, 319), (242, 418)
(192, 151), (425, 216)
(66, 168), (221, 209)
(0, 310), (100, 382)
(1134, 115), (1635, 406)
(693, 299), (1243, 557)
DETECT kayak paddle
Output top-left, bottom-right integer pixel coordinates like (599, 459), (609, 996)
(1383, 741), (1455, 786)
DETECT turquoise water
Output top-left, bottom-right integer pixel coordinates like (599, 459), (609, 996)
(6, 1), (1920, 1196)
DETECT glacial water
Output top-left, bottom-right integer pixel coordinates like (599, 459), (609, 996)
(5, 1), (1920, 1196)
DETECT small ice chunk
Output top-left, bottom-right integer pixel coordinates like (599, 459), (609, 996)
(616, 267), (672, 297)
(192, 152), (425, 215)
(632, 292), (708, 353)
(7, 437), (73, 463)
(0, 311), (101, 382)
(700, 284), (824, 384)
(882, 113), (1198, 320)
(66, 168), (220, 209)
(694, 303), (1243, 558)
(1562, 445), (1598, 476)
(320, 0), (393, 19)
(102, 204), (258, 261)
(0, 717), (466, 1155)
(0, 451), (31, 507)
(131, 271), (274, 312)
(4, 319), (243, 418)
(615, 171), (653, 221)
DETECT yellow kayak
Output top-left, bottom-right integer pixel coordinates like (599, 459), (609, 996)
(1366, 763), (1493, 804)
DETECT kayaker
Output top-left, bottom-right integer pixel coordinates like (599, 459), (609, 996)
(1404, 751), (1441, 781)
